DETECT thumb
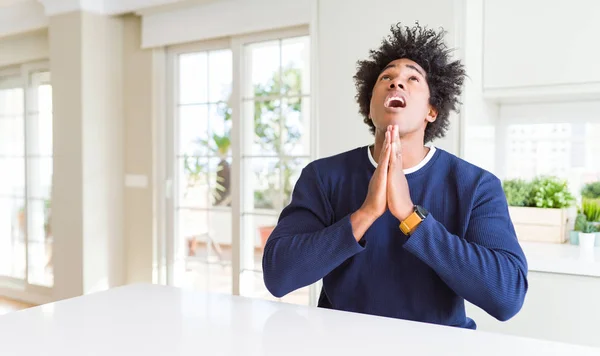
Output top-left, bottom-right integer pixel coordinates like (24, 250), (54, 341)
(379, 137), (391, 175)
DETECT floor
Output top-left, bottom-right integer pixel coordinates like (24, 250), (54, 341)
(0, 297), (33, 316)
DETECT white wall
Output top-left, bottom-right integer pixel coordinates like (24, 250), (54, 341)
(466, 271), (600, 348)
(81, 12), (125, 293)
(50, 11), (125, 300)
(141, 0), (312, 48)
(0, 29), (49, 68)
(461, 0), (498, 173)
(123, 15), (155, 285)
(483, 0), (600, 90)
(316, 0), (463, 158)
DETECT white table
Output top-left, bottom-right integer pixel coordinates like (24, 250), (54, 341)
(0, 284), (599, 356)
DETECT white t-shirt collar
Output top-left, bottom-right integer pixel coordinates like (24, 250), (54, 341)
(367, 144), (436, 174)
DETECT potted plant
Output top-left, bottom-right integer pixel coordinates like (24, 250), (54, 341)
(581, 181), (600, 200)
(503, 176), (575, 243)
(571, 213), (587, 245)
(578, 220), (598, 251)
(580, 198), (600, 246)
(503, 179), (531, 207)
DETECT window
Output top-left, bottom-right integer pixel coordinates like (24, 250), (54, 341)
(505, 123), (600, 196)
(166, 28), (314, 305)
(0, 65), (53, 289)
(496, 102), (600, 198)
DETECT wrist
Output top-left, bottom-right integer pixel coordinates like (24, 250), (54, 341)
(395, 202), (414, 221)
(350, 207), (380, 242)
(357, 206), (380, 223)
(399, 204), (428, 236)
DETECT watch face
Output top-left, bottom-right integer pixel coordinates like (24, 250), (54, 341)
(415, 205), (428, 218)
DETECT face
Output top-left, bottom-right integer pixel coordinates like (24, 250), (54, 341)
(369, 58), (437, 137)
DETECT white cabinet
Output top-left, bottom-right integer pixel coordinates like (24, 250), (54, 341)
(482, 0), (600, 99)
(467, 271), (600, 348)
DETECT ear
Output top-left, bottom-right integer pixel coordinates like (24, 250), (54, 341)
(425, 106), (438, 123)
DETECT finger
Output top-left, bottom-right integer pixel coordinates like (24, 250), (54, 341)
(380, 137), (391, 173)
(390, 140), (397, 168)
(379, 131), (389, 163)
(393, 125), (402, 159)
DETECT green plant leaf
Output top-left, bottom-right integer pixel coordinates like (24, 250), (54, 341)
(574, 214), (587, 232)
(529, 176), (575, 209)
(581, 198), (600, 222)
(502, 179), (532, 207)
(581, 181), (600, 199)
(581, 221), (598, 233)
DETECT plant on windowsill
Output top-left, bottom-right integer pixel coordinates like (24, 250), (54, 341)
(570, 213), (586, 245)
(581, 181), (600, 200)
(575, 215), (599, 251)
(503, 176), (575, 243)
(580, 198), (600, 247)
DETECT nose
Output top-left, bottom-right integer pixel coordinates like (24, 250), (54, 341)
(389, 81), (404, 90)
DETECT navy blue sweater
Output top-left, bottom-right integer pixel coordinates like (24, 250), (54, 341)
(262, 146), (528, 329)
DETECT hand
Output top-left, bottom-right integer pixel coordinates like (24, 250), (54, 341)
(387, 125), (414, 221)
(350, 131), (391, 241)
(359, 128), (392, 220)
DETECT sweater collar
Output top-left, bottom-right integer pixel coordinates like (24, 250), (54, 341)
(367, 144), (437, 174)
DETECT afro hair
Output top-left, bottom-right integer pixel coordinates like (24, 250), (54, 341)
(353, 22), (466, 143)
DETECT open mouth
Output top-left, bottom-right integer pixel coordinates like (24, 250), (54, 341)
(384, 95), (406, 108)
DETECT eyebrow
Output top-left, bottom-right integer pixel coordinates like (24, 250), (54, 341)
(381, 63), (425, 78)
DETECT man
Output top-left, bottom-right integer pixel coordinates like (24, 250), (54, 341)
(262, 23), (528, 329)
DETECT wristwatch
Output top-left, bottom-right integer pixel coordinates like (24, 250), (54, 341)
(399, 205), (428, 236)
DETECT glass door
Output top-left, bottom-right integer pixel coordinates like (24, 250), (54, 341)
(0, 74), (26, 282)
(166, 28), (316, 305)
(238, 34), (312, 304)
(0, 65), (53, 292)
(168, 42), (235, 293)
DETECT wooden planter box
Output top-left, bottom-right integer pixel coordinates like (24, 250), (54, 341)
(508, 207), (569, 243)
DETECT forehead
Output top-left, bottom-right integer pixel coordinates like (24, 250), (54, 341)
(382, 58), (426, 75)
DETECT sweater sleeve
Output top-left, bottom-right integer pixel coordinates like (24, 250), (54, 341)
(403, 174), (528, 321)
(262, 163), (366, 298)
